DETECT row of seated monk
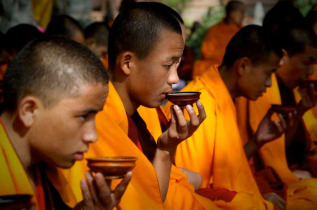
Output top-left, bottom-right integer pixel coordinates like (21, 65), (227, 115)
(1, 1), (317, 209)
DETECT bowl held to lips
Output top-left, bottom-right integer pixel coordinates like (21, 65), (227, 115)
(271, 104), (296, 119)
(166, 92), (201, 109)
(300, 80), (317, 91)
(86, 156), (137, 179)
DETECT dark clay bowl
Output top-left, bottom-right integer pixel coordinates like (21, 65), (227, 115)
(166, 92), (201, 109)
(271, 104), (296, 118)
(300, 80), (317, 90)
(0, 194), (33, 210)
(87, 156), (137, 179)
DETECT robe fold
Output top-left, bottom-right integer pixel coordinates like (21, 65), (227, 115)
(163, 65), (274, 210)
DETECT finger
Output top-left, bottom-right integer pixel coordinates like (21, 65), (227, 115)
(94, 172), (112, 206)
(273, 121), (284, 135)
(80, 179), (93, 208)
(308, 84), (317, 105)
(85, 171), (100, 206)
(266, 107), (274, 118)
(186, 104), (200, 127)
(113, 172), (132, 203)
(277, 113), (287, 130)
(169, 105), (177, 132)
(300, 88), (310, 105)
(196, 101), (206, 123)
(173, 105), (188, 136)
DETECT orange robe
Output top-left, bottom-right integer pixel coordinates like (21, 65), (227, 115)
(0, 119), (76, 209)
(193, 20), (240, 78)
(237, 73), (317, 209)
(64, 82), (220, 209)
(200, 20), (240, 65)
(163, 66), (274, 209)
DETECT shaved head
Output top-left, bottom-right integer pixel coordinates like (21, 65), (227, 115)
(221, 25), (281, 67)
(108, 2), (182, 70)
(273, 24), (317, 56)
(3, 36), (109, 112)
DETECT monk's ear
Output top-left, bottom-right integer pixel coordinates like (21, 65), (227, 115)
(120, 52), (134, 75)
(18, 96), (42, 127)
(237, 57), (251, 76)
(279, 49), (288, 66)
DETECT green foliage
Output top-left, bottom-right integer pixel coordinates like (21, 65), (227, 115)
(186, 6), (225, 59)
(294, 0), (317, 16)
(163, 0), (189, 12)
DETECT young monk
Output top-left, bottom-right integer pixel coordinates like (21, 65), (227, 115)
(45, 15), (85, 44)
(237, 24), (317, 209)
(164, 25), (288, 209)
(84, 22), (109, 69)
(193, 0), (245, 77)
(65, 2), (221, 209)
(0, 36), (131, 209)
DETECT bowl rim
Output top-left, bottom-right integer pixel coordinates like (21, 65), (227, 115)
(86, 156), (138, 162)
(167, 91), (201, 97)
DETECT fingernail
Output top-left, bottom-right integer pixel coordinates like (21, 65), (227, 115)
(197, 101), (202, 106)
(174, 105), (180, 110)
(80, 179), (85, 187)
(186, 104), (193, 110)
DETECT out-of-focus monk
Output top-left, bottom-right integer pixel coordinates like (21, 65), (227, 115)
(45, 15), (85, 44)
(193, 0), (245, 77)
(165, 25), (290, 209)
(84, 22), (109, 70)
(65, 2), (222, 209)
(237, 24), (317, 210)
(0, 36), (131, 209)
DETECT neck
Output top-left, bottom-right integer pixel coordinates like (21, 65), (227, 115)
(112, 80), (139, 116)
(219, 66), (239, 100)
(1, 112), (33, 171)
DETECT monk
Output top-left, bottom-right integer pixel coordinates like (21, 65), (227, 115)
(236, 23), (317, 209)
(0, 36), (131, 209)
(84, 22), (109, 70)
(64, 2), (222, 209)
(164, 25), (290, 209)
(193, 0), (245, 77)
(45, 15), (85, 44)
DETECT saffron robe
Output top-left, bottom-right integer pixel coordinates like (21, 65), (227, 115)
(163, 66), (274, 210)
(200, 20), (240, 65)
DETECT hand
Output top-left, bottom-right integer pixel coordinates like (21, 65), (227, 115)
(297, 84), (317, 116)
(263, 192), (286, 210)
(254, 109), (287, 147)
(157, 101), (206, 152)
(74, 171), (132, 210)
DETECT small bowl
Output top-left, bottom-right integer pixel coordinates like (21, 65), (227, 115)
(0, 194), (33, 209)
(271, 104), (296, 119)
(87, 156), (137, 179)
(300, 80), (317, 90)
(166, 92), (201, 109)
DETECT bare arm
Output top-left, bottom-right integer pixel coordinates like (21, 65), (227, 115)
(153, 101), (206, 201)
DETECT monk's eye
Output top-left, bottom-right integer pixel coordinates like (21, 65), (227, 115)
(164, 64), (173, 70)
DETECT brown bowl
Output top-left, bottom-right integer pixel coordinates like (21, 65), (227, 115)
(166, 92), (201, 109)
(300, 80), (317, 90)
(0, 194), (33, 210)
(271, 104), (296, 118)
(87, 156), (137, 179)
